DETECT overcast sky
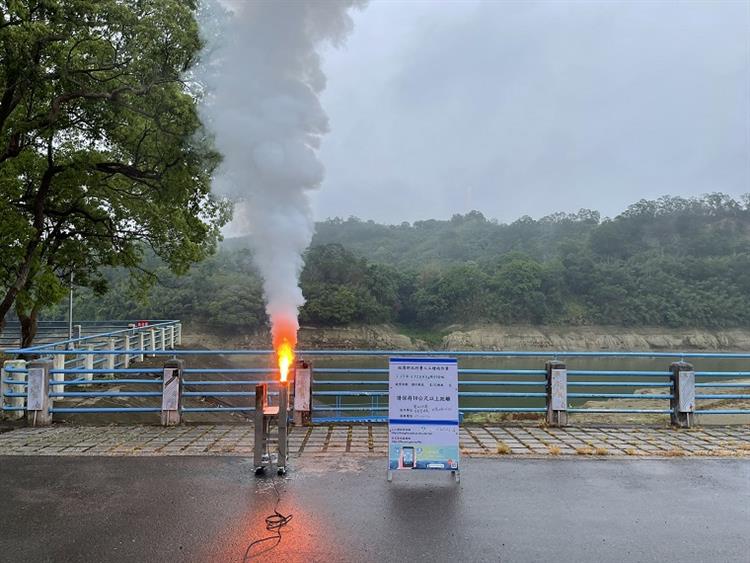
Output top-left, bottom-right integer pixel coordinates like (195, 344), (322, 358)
(311, 0), (750, 224)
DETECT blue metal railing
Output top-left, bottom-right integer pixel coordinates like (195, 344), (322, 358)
(3, 327), (750, 421)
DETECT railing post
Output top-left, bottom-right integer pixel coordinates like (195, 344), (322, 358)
(106, 337), (117, 377)
(161, 359), (183, 426)
(1, 359), (27, 420)
(176, 323), (182, 346)
(546, 360), (568, 426)
(123, 334), (131, 369)
(159, 327), (166, 351)
(27, 360), (52, 426)
(52, 354), (65, 398)
(138, 331), (145, 362)
(669, 362), (695, 428)
(149, 328), (156, 357)
(168, 325), (175, 349)
(84, 345), (94, 383)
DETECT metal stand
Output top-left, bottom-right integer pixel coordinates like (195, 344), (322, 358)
(254, 382), (289, 476)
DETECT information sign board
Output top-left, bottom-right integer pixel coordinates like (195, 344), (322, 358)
(388, 357), (459, 472)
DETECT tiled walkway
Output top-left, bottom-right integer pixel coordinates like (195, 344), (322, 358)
(1, 424), (749, 457)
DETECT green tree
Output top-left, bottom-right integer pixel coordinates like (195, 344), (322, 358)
(0, 0), (229, 335)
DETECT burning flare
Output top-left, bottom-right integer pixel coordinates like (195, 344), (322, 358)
(273, 315), (297, 383)
(276, 338), (295, 384)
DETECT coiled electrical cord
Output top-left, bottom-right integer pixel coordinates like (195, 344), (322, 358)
(241, 478), (293, 562)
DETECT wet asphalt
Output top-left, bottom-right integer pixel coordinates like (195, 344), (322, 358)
(0, 455), (748, 562)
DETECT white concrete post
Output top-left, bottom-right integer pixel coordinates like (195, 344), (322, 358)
(176, 323), (182, 346)
(84, 345), (94, 383)
(52, 354), (66, 398)
(169, 325), (175, 349)
(149, 329), (156, 357)
(138, 331), (145, 362)
(1, 359), (27, 420)
(123, 334), (131, 368)
(106, 337), (117, 377)
(159, 327), (166, 350)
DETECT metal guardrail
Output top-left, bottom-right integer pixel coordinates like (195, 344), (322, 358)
(0, 320), (178, 351)
(2, 327), (750, 424)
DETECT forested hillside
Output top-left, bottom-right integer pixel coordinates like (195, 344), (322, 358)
(65, 194), (750, 331)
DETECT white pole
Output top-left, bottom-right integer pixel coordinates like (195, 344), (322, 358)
(138, 332), (145, 362)
(123, 334), (131, 368)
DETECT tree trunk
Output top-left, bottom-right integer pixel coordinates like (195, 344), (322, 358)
(0, 248), (38, 335)
(18, 305), (39, 349)
(0, 160), (61, 334)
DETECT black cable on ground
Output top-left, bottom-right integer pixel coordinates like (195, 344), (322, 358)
(242, 478), (293, 562)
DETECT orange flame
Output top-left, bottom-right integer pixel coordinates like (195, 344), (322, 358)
(272, 316), (297, 384)
(276, 338), (294, 383)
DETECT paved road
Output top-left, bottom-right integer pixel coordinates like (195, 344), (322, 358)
(0, 456), (748, 562)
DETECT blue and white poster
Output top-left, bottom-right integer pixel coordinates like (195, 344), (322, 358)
(388, 357), (459, 471)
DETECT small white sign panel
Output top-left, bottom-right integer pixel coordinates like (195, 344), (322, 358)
(161, 368), (180, 411)
(27, 367), (45, 411)
(294, 368), (311, 411)
(678, 371), (695, 412)
(550, 368), (567, 410)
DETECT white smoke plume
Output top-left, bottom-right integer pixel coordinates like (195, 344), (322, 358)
(197, 1), (366, 348)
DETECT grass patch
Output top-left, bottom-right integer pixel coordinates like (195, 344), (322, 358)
(594, 447), (608, 456)
(463, 411), (544, 424)
(547, 445), (561, 455)
(736, 443), (750, 451)
(496, 441), (511, 455)
(576, 446), (594, 455)
(661, 449), (685, 457)
(625, 448), (638, 456)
